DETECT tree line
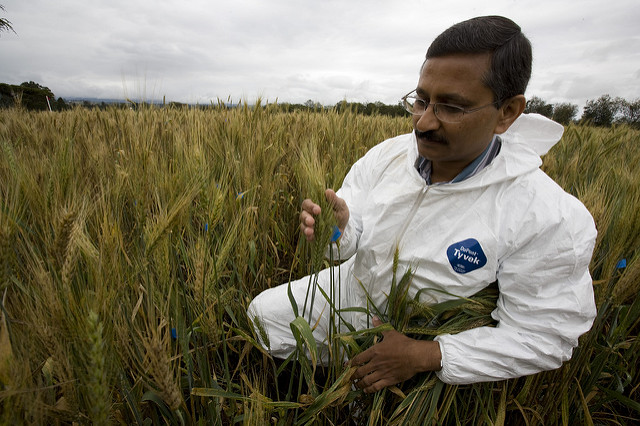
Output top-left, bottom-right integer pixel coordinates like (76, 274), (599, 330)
(525, 95), (640, 128)
(1, 80), (638, 128)
(0, 82), (69, 111)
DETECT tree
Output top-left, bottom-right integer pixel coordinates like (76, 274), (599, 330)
(55, 97), (69, 111)
(0, 83), (16, 108)
(525, 96), (553, 118)
(0, 5), (16, 36)
(21, 81), (55, 110)
(304, 99), (322, 110)
(0, 81), (56, 110)
(615, 98), (640, 128)
(552, 102), (578, 125)
(580, 94), (622, 127)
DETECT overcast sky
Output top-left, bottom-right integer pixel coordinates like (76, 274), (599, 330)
(1, 0), (638, 112)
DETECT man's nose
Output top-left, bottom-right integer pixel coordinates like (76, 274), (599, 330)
(414, 105), (440, 131)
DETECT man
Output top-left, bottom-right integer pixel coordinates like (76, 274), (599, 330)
(248, 16), (596, 393)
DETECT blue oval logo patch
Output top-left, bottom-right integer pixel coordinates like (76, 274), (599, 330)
(447, 238), (487, 274)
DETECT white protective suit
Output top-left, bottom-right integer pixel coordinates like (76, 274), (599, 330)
(248, 113), (597, 385)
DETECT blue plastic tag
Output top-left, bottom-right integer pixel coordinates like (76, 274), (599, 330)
(331, 226), (342, 243)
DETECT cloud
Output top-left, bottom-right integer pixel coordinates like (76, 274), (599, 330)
(1, 0), (638, 107)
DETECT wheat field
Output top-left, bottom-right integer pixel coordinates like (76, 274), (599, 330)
(0, 104), (638, 424)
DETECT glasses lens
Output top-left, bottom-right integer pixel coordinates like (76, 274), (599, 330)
(402, 97), (412, 113)
(401, 94), (466, 123)
(403, 96), (423, 115)
(434, 104), (464, 123)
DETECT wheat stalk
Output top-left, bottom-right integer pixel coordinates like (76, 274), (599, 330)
(142, 321), (183, 411)
(0, 225), (10, 293)
(60, 219), (80, 290)
(192, 237), (207, 304)
(52, 209), (77, 269)
(86, 310), (109, 425)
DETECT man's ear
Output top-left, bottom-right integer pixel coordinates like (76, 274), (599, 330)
(493, 95), (526, 134)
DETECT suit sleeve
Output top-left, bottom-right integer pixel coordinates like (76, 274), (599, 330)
(326, 145), (382, 260)
(434, 194), (597, 384)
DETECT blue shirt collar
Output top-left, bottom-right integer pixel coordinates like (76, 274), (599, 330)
(414, 135), (502, 185)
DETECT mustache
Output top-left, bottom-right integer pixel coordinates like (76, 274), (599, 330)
(415, 129), (447, 144)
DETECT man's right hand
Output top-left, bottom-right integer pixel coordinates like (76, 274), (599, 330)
(300, 189), (349, 242)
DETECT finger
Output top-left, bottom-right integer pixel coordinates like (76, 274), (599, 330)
(325, 189), (349, 230)
(349, 348), (374, 368)
(355, 373), (375, 391)
(372, 316), (391, 338)
(349, 351), (377, 382)
(324, 189), (337, 203)
(352, 366), (371, 387)
(354, 370), (388, 393)
(353, 368), (397, 394)
(300, 211), (315, 227)
(301, 226), (314, 241)
(352, 363), (377, 382)
(325, 189), (343, 211)
(301, 199), (321, 215)
(299, 211), (316, 241)
(362, 379), (389, 394)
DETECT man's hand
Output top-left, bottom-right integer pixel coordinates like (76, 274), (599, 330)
(349, 317), (442, 393)
(299, 189), (349, 242)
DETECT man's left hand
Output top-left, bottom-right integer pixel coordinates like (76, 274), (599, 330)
(349, 317), (442, 393)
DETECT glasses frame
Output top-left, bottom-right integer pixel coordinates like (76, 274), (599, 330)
(401, 90), (501, 123)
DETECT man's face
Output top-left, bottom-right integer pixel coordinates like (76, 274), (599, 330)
(413, 53), (504, 181)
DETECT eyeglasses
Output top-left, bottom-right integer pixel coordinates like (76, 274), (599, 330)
(401, 90), (500, 123)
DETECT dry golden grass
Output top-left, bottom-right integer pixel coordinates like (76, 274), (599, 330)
(0, 105), (638, 424)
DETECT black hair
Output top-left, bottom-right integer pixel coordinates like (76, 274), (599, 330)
(425, 16), (532, 105)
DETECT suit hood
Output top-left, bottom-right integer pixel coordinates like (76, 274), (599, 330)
(406, 113), (565, 191)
